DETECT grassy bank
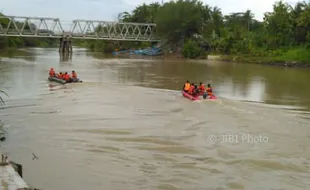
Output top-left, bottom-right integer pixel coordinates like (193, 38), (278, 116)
(214, 47), (310, 68)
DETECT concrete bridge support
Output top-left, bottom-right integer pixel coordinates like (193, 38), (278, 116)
(59, 35), (72, 53)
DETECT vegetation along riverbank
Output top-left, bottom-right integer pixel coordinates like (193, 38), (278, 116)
(0, 13), (57, 51)
(80, 0), (310, 67)
(2, 1), (310, 67)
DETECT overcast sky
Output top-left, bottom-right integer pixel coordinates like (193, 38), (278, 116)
(0, 0), (300, 22)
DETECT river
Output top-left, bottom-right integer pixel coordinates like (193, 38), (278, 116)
(0, 48), (309, 190)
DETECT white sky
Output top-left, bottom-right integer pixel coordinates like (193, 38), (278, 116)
(0, 0), (301, 22)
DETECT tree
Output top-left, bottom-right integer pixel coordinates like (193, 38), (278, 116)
(263, 1), (293, 48)
(46, 0), (310, 60)
(295, 2), (310, 43)
(154, 0), (204, 45)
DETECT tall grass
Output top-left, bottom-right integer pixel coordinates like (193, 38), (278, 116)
(278, 47), (310, 63)
(0, 90), (8, 105)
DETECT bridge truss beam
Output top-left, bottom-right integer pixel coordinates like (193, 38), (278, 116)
(0, 16), (159, 42)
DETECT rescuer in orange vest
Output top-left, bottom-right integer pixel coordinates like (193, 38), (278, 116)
(49, 68), (55, 77)
(183, 80), (191, 92)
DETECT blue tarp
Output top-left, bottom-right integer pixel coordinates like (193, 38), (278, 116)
(113, 47), (162, 56)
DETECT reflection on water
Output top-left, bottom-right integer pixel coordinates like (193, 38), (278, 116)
(59, 52), (72, 62)
(0, 49), (37, 62)
(0, 48), (309, 190)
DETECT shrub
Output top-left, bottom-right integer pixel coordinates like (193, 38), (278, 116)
(182, 39), (205, 58)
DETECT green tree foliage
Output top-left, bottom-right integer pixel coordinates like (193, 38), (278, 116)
(117, 0), (310, 60)
(182, 39), (205, 58)
(3, 1), (310, 61)
(0, 13), (57, 50)
(154, 0), (203, 44)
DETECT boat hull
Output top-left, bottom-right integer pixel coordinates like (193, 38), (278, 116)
(182, 91), (200, 101)
(210, 95), (217, 99)
(182, 91), (217, 101)
(201, 92), (217, 100)
(48, 77), (82, 84)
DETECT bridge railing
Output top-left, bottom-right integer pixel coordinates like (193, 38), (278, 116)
(0, 16), (160, 42)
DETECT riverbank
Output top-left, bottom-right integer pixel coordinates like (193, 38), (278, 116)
(2, 47), (309, 69)
(210, 54), (310, 68)
(0, 152), (33, 189)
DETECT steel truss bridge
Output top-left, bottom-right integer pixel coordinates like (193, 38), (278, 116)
(0, 16), (159, 42)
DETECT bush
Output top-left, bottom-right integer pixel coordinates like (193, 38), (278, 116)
(182, 39), (205, 58)
(279, 47), (310, 62)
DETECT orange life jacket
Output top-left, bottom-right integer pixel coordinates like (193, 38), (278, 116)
(49, 69), (55, 77)
(206, 87), (212, 95)
(57, 73), (62, 79)
(199, 84), (205, 91)
(64, 74), (70, 81)
(71, 72), (77, 79)
(188, 85), (194, 94)
(184, 82), (190, 91)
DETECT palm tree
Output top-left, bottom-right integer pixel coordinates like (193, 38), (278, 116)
(211, 6), (223, 38)
(198, 4), (212, 35)
(148, 3), (161, 23)
(131, 4), (149, 23)
(243, 10), (254, 32)
(118, 12), (132, 22)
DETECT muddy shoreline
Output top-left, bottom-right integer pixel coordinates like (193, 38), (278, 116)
(112, 53), (310, 68)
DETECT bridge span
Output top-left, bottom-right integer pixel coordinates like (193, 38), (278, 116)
(0, 16), (159, 42)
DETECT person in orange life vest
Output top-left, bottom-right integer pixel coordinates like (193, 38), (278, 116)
(71, 71), (77, 79)
(49, 68), (55, 77)
(63, 72), (70, 81)
(192, 85), (200, 96)
(206, 84), (213, 96)
(183, 80), (191, 92)
(198, 82), (205, 94)
(188, 83), (195, 94)
(62, 72), (68, 80)
(57, 72), (62, 79)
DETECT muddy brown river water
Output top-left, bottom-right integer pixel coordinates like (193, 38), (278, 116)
(0, 48), (309, 190)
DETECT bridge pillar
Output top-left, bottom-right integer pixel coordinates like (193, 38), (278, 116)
(59, 34), (72, 54)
